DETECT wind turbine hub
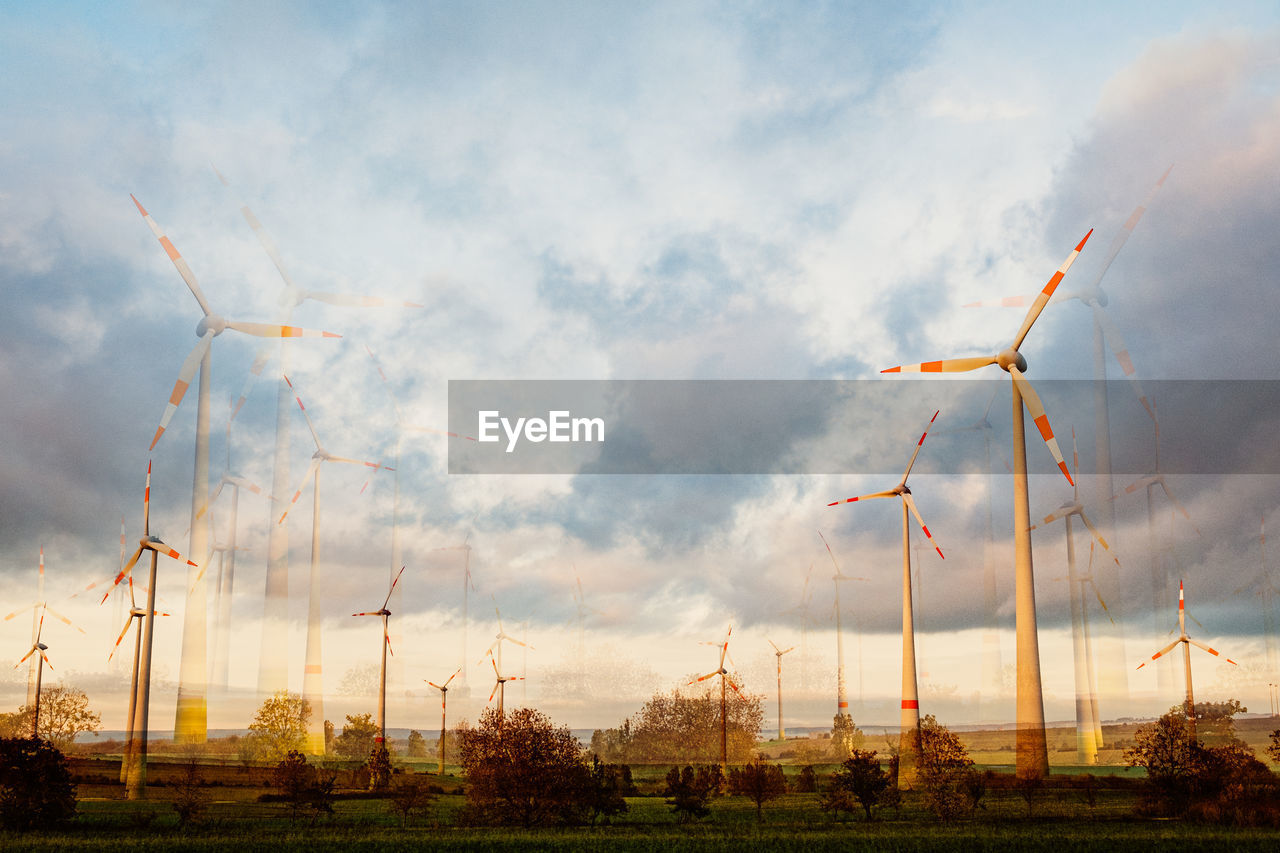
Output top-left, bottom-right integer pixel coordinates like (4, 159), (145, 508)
(131, 608), (146, 617)
(37, 643), (48, 651)
(996, 349), (1027, 373)
(196, 315), (228, 337)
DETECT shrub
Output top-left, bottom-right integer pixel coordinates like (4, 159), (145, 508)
(829, 750), (889, 821)
(272, 750), (335, 825)
(171, 757), (209, 828)
(0, 738), (77, 831)
(586, 755), (629, 825)
(795, 764), (817, 793)
(662, 765), (719, 823)
(728, 754), (786, 820)
(458, 707), (592, 827)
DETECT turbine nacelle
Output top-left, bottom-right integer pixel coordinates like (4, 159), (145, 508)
(997, 349), (1027, 373)
(195, 314), (228, 337)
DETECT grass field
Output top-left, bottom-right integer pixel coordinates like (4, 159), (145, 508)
(4, 752), (1279, 852)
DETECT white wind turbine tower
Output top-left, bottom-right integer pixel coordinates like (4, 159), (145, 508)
(14, 609), (53, 738)
(426, 668), (460, 774)
(883, 230), (1092, 779)
(1074, 542), (1114, 757)
(767, 639), (795, 741)
(689, 625), (743, 768)
(1032, 429), (1120, 763)
(1116, 398), (1200, 692)
(102, 461), (199, 799)
(4, 548), (84, 707)
(277, 374), (392, 753)
(1137, 580), (1238, 739)
(571, 573), (603, 693)
(967, 170), (1170, 698)
(818, 532), (868, 721)
(828, 410), (946, 782)
(132, 195), (340, 742)
(106, 575), (169, 784)
(354, 565), (406, 747)
(214, 168), (418, 700)
(779, 564), (815, 691)
(935, 390), (1009, 711)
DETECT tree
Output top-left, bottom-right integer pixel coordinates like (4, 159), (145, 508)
(367, 744), (392, 791)
(830, 714), (864, 761)
(626, 687), (763, 764)
(245, 691), (310, 763)
(407, 729), (427, 758)
(662, 765), (718, 823)
(458, 706), (592, 827)
(332, 713), (378, 760)
(830, 750), (889, 821)
(0, 738), (77, 831)
(1268, 729), (1280, 765)
(728, 754), (787, 820)
(795, 764), (817, 793)
(171, 756), (209, 828)
(589, 719), (633, 764)
(915, 715), (979, 821)
(586, 755), (629, 825)
(388, 776), (434, 827)
(0, 686), (102, 750)
(272, 750), (336, 825)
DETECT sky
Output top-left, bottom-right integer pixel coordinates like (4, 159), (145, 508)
(2, 1), (1280, 741)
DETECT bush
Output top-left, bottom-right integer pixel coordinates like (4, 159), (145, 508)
(663, 765), (719, 823)
(795, 764), (817, 793)
(458, 707), (592, 827)
(728, 754), (786, 820)
(829, 750), (889, 821)
(272, 750), (335, 825)
(586, 755), (629, 825)
(0, 738), (77, 831)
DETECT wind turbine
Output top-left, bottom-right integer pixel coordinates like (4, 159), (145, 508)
(883, 229), (1092, 779)
(425, 669), (461, 774)
(277, 374), (392, 753)
(485, 651), (523, 720)
(767, 639), (795, 741)
(1137, 580), (1238, 739)
(966, 170), (1169, 699)
(689, 625), (742, 768)
(482, 602), (532, 676)
(827, 410), (945, 782)
(101, 461), (199, 799)
(212, 169), (417, 701)
(4, 548), (84, 708)
(779, 564), (815, 691)
(132, 195), (340, 742)
(14, 608), (53, 738)
(818, 532), (868, 721)
(354, 565), (406, 747)
(1075, 542), (1114, 757)
(107, 576), (169, 784)
(1032, 429), (1119, 764)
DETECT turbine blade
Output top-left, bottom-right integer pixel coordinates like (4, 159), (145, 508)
(881, 356), (996, 374)
(1157, 479), (1201, 535)
(2, 604), (34, 622)
(1010, 366), (1073, 486)
(827, 489), (897, 506)
(1138, 639), (1181, 669)
(107, 617), (134, 663)
(1011, 229), (1092, 351)
(42, 607), (85, 635)
(226, 320), (341, 340)
(690, 672), (720, 684)
(146, 539), (200, 567)
(1187, 638), (1237, 665)
(1078, 511), (1120, 566)
(232, 344), (275, 420)
(102, 546), (145, 604)
(151, 332), (214, 450)
(382, 565), (406, 610)
(1088, 579), (1116, 625)
(277, 457), (323, 525)
(488, 683), (499, 703)
(284, 375), (324, 450)
(1039, 508), (1069, 526)
(385, 631), (395, 658)
(901, 410), (940, 483)
(443, 668), (460, 688)
(903, 493), (944, 559)
(132, 195), (213, 316)
(1083, 165), (1172, 295)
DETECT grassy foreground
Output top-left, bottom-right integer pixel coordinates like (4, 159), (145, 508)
(4, 760), (1280, 852)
